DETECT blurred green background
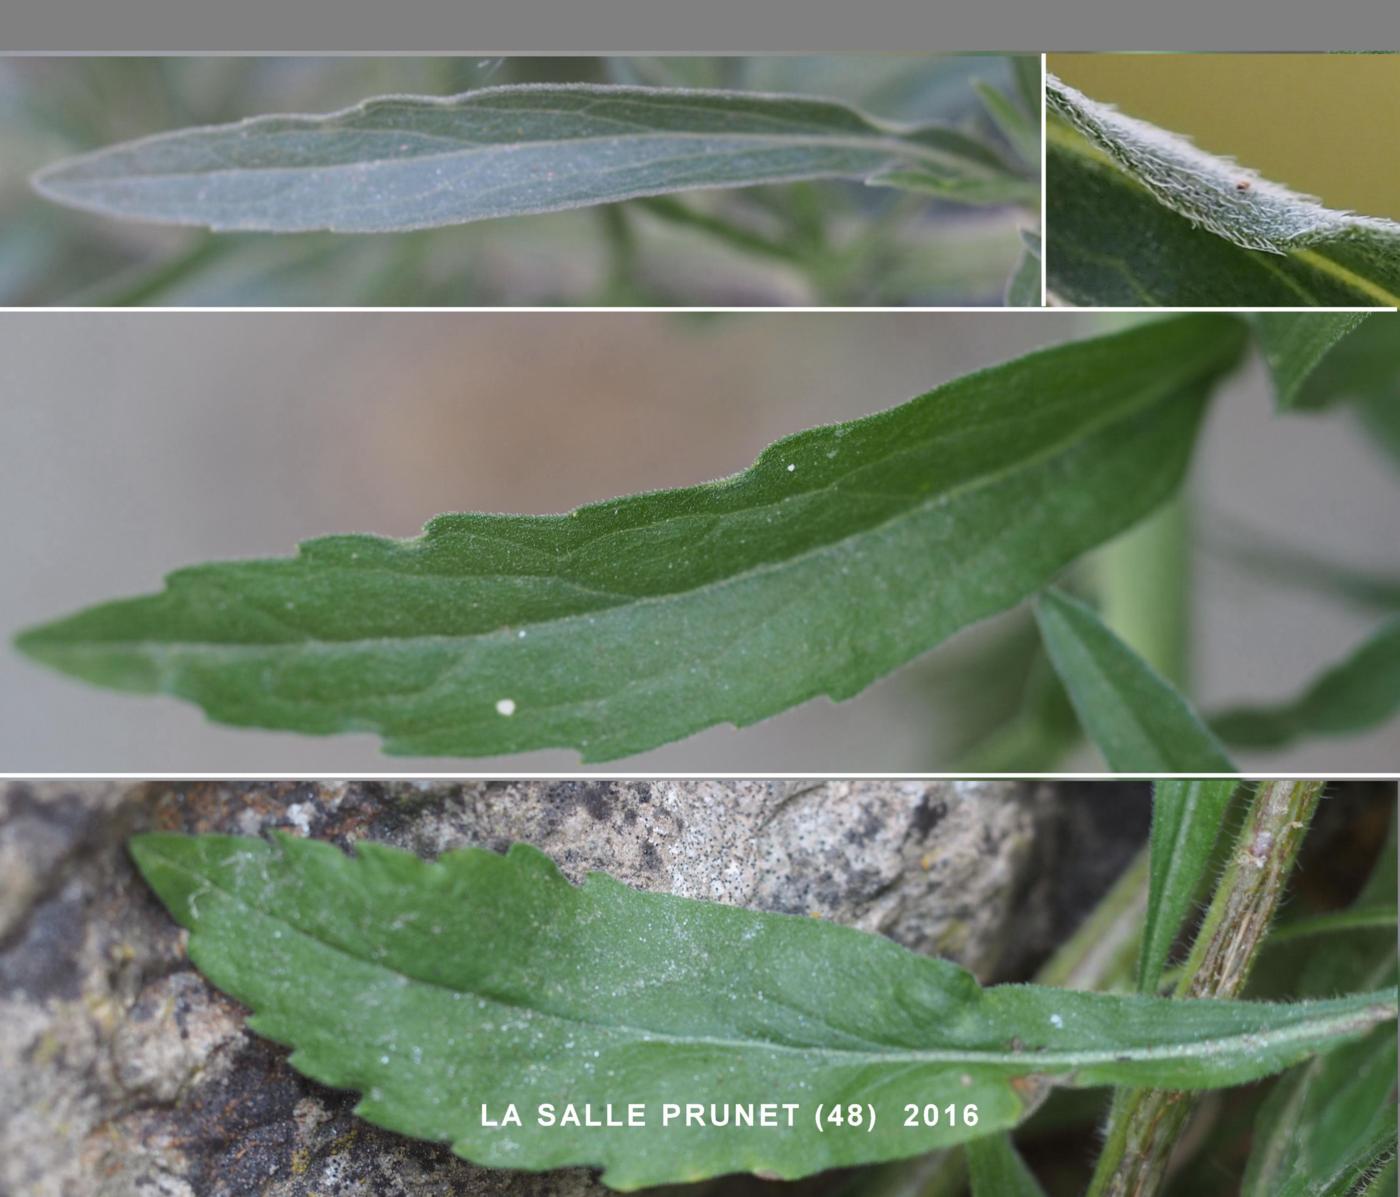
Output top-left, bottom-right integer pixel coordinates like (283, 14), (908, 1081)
(0, 56), (1034, 306)
(1048, 53), (1400, 221)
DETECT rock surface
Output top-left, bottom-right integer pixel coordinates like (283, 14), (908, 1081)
(0, 779), (1045, 1197)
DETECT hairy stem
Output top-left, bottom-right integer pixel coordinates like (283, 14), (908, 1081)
(1087, 779), (1325, 1197)
(868, 840), (1153, 1197)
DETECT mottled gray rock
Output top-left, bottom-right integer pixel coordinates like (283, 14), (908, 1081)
(0, 779), (1044, 1197)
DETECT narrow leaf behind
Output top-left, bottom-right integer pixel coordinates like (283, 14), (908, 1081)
(1250, 313), (1375, 410)
(17, 316), (1245, 761)
(1046, 76), (1400, 307)
(1242, 817), (1398, 1197)
(33, 84), (1030, 233)
(130, 833), (1398, 1191)
(1005, 229), (1042, 306)
(1210, 617), (1400, 748)
(1139, 779), (1238, 994)
(1033, 588), (1235, 773)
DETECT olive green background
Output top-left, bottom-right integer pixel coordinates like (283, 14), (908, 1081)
(1048, 54), (1400, 222)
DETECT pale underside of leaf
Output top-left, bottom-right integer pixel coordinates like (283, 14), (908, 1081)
(1046, 76), (1400, 307)
(32, 83), (1031, 233)
(129, 833), (1399, 1191)
(16, 316), (1245, 761)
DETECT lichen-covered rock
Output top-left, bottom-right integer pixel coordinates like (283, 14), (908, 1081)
(0, 779), (1043, 1197)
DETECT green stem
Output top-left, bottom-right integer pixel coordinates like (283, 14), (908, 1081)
(597, 203), (643, 303)
(1094, 491), (1191, 686)
(633, 196), (808, 265)
(1086, 780), (1325, 1197)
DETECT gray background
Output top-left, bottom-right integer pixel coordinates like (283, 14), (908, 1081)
(1, 311), (1395, 772)
(3, 6), (1396, 52)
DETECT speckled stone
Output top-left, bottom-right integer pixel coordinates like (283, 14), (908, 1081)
(0, 779), (1042, 1197)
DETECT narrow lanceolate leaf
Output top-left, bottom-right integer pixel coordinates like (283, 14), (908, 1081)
(31, 84), (1033, 233)
(1046, 76), (1400, 307)
(1211, 617), (1400, 748)
(15, 316), (1245, 762)
(130, 833), (1399, 1191)
(1005, 229), (1042, 306)
(1033, 588), (1235, 773)
(1242, 820), (1398, 1197)
(966, 1134), (1047, 1197)
(1139, 780), (1238, 995)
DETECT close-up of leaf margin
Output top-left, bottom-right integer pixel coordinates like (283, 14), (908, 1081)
(14, 316), (1248, 762)
(31, 83), (1035, 234)
(129, 832), (1399, 1191)
(1046, 75), (1400, 307)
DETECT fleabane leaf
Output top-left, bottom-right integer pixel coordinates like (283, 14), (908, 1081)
(1210, 616), (1400, 748)
(129, 832), (1399, 1191)
(1046, 75), (1400, 307)
(15, 316), (1245, 762)
(1033, 588), (1235, 773)
(1139, 780), (1238, 994)
(32, 83), (1032, 233)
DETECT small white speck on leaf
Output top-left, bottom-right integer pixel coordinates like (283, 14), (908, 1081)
(1050, 1013), (1064, 1028)
(495, 698), (517, 716)
(786, 463), (796, 472)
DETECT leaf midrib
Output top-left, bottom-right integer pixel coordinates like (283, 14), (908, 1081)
(46, 333), (1225, 659)
(152, 841), (1397, 1074)
(51, 121), (987, 186)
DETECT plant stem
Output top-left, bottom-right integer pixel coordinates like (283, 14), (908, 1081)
(1095, 492), (1191, 686)
(1086, 780), (1325, 1197)
(865, 841), (1153, 1197)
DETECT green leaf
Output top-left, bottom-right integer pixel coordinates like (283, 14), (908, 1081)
(1261, 310), (1400, 470)
(1210, 617), (1400, 748)
(130, 832), (1398, 1191)
(32, 84), (1031, 233)
(1046, 75), (1400, 307)
(1011, 56), (1041, 120)
(1249, 313), (1375, 410)
(973, 79), (1039, 168)
(1033, 588), (1235, 773)
(966, 1134), (1046, 1197)
(1242, 817), (1398, 1197)
(16, 316), (1246, 762)
(1139, 780), (1238, 995)
(1005, 229), (1041, 306)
